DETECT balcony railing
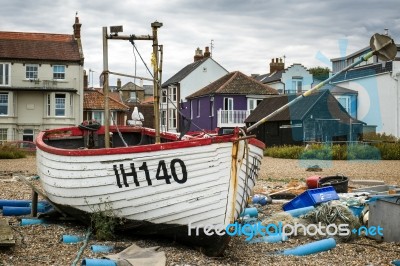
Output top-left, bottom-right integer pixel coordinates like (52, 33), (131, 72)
(217, 110), (250, 128)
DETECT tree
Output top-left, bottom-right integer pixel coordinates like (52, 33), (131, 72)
(309, 67), (331, 82)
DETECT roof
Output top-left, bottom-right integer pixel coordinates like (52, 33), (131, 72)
(331, 61), (393, 83)
(245, 90), (363, 123)
(186, 71), (278, 99)
(325, 84), (358, 95)
(0, 31), (83, 63)
(119, 82), (145, 91)
(254, 70), (284, 83)
(161, 57), (227, 87)
(83, 89), (129, 110)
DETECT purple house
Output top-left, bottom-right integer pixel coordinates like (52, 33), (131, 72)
(185, 71), (278, 133)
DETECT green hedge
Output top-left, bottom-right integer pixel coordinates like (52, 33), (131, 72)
(0, 145), (27, 159)
(264, 142), (400, 160)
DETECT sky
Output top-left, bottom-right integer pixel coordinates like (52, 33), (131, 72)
(2, 0), (399, 87)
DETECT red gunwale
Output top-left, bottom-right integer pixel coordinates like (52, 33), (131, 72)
(36, 126), (265, 157)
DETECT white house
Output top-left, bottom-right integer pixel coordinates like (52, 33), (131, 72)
(254, 58), (313, 94)
(331, 43), (400, 137)
(160, 47), (228, 133)
(0, 16), (84, 143)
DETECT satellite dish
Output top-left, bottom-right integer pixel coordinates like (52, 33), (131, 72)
(370, 33), (397, 61)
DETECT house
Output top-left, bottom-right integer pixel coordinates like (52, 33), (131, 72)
(161, 47), (228, 133)
(330, 39), (400, 137)
(83, 89), (129, 126)
(245, 90), (365, 146)
(186, 71), (278, 133)
(0, 16), (84, 143)
(118, 80), (146, 103)
(254, 58), (313, 94)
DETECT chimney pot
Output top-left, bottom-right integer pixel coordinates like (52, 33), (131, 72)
(73, 16), (82, 39)
(194, 47), (204, 62)
(204, 46), (211, 58)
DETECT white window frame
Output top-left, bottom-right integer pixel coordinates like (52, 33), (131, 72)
(26, 64), (38, 80)
(0, 128), (7, 143)
(168, 109), (177, 129)
(337, 96), (351, 114)
(55, 93), (66, 116)
(168, 86), (177, 102)
(161, 89), (167, 103)
(0, 63), (10, 86)
(53, 65), (65, 80)
(247, 98), (262, 112)
(160, 110), (167, 127)
(0, 92), (9, 116)
(92, 111), (104, 125)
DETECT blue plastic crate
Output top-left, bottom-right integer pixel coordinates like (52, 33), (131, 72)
(283, 186), (339, 211)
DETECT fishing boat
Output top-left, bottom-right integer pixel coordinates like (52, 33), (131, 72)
(36, 124), (264, 255)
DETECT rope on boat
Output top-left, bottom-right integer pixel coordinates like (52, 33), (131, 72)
(238, 128), (251, 219)
(110, 113), (128, 147)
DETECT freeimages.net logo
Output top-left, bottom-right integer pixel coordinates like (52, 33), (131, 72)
(188, 221), (383, 241)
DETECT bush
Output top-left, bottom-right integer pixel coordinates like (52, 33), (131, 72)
(0, 144), (27, 159)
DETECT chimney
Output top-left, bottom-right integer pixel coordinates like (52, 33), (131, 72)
(83, 70), (88, 90)
(204, 46), (211, 58)
(117, 78), (121, 89)
(269, 57), (285, 73)
(73, 16), (82, 39)
(194, 47), (204, 62)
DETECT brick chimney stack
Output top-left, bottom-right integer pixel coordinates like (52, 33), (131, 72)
(194, 47), (204, 62)
(269, 57), (285, 73)
(204, 46), (211, 58)
(73, 16), (82, 39)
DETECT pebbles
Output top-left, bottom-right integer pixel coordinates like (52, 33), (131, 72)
(0, 156), (399, 265)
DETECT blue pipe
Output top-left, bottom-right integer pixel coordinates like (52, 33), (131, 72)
(2, 206), (31, 216)
(81, 258), (116, 266)
(279, 238), (336, 256)
(20, 218), (46, 226)
(285, 206), (315, 217)
(91, 245), (114, 253)
(0, 200), (31, 209)
(247, 233), (288, 243)
(62, 235), (83, 244)
(240, 207), (258, 218)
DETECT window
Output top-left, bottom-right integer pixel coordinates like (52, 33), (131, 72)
(168, 86), (177, 102)
(47, 94), (51, 116)
(224, 97), (233, 111)
(26, 64), (38, 79)
(337, 96), (350, 114)
(248, 98), (262, 112)
(168, 109), (177, 129)
(160, 110), (167, 127)
(161, 89), (167, 103)
(0, 63), (10, 86)
(0, 128), (7, 143)
(53, 65), (65, 80)
(92, 111), (104, 125)
(0, 93), (8, 115)
(55, 94), (66, 116)
(292, 78), (303, 93)
(23, 129), (34, 142)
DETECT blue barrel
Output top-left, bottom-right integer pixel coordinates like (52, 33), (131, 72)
(2, 206), (31, 216)
(62, 235), (83, 244)
(91, 245), (114, 253)
(81, 258), (116, 266)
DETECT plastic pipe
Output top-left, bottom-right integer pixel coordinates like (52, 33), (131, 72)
(0, 199), (32, 209)
(2, 206), (31, 216)
(62, 235), (83, 244)
(20, 218), (46, 226)
(81, 258), (116, 266)
(247, 233), (288, 243)
(285, 206), (315, 217)
(279, 238), (336, 256)
(240, 207), (258, 218)
(90, 245), (114, 253)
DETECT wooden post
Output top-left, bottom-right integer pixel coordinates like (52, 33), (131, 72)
(31, 190), (38, 217)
